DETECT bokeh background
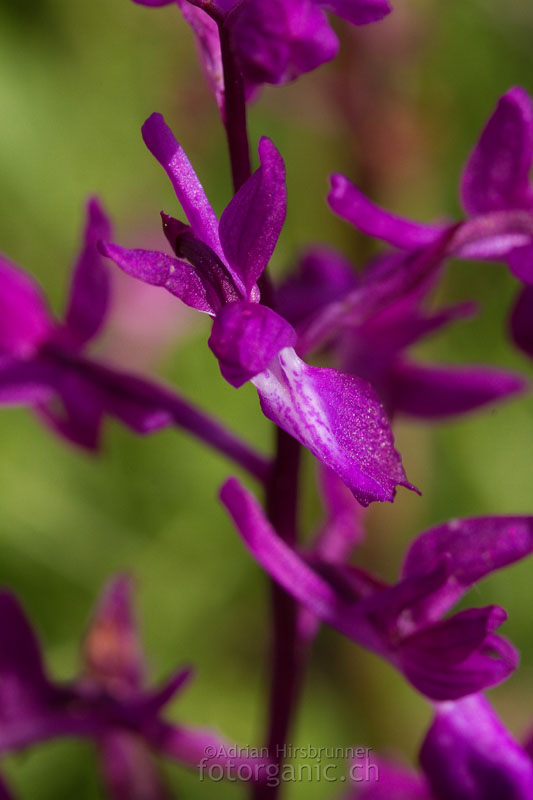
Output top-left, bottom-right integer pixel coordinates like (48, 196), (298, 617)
(1, 0), (533, 796)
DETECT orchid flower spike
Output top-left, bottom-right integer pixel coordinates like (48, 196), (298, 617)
(221, 477), (533, 701)
(328, 87), (533, 285)
(101, 114), (414, 505)
(0, 577), (268, 795)
(0, 198), (269, 480)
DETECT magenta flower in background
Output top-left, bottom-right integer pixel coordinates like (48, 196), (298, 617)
(0, 198), (268, 481)
(0, 199), (175, 449)
(101, 113), (413, 504)
(328, 87), (533, 281)
(130, 0), (391, 95)
(0, 577), (266, 797)
(221, 477), (533, 700)
(348, 695), (533, 799)
(277, 244), (527, 419)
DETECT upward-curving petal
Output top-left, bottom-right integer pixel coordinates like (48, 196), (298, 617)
(0, 256), (51, 358)
(141, 114), (223, 258)
(328, 174), (445, 250)
(402, 515), (533, 623)
(83, 575), (145, 695)
(65, 197), (112, 347)
(219, 138), (287, 296)
(461, 87), (533, 216)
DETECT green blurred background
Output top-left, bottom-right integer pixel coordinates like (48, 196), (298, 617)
(1, 0), (533, 796)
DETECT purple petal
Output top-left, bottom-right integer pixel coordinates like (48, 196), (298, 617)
(79, 362), (174, 435)
(221, 478), (387, 653)
(208, 301), (296, 387)
(99, 242), (219, 314)
(65, 197), (112, 347)
(344, 303), (478, 385)
(328, 174), (445, 249)
(222, 480), (514, 701)
(161, 214), (241, 305)
(0, 359), (56, 406)
(99, 732), (171, 800)
(176, 0), (226, 112)
(510, 285), (533, 358)
(297, 236), (455, 356)
(140, 667), (193, 717)
(357, 557), (450, 631)
(0, 255), (51, 358)
(0, 592), (54, 724)
(356, 302), (478, 359)
(461, 87), (533, 216)
(141, 114), (223, 258)
(83, 575), (145, 695)
(221, 478), (344, 619)
(321, 0), (392, 25)
(228, 0), (339, 86)
(219, 138), (286, 296)
(37, 371), (104, 452)
(147, 719), (271, 775)
(451, 212), (533, 263)
(508, 242), (533, 285)
(252, 348), (414, 505)
(420, 695), (533, 800)
(277, 245), (360, 328)
(386, 360), (527, 419)
(402, 516), (533, 622)
(398, 607), (517, 700)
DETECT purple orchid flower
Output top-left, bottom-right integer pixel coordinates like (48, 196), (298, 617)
(100, 113), (413, 505)
(328, 87), (533, 284)
(277, 244), (527, 420)
(0, 576), (267, 796)
(221, 476), (533, 701)
(0, 198), (268, 481)
(130, 0), (391, 96)
(347, 695), (533, 799)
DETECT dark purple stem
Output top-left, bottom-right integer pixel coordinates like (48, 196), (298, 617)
(213, 17), (305, 797)
(217, 21), (251, 192)
(216, 16), (277, 307)
(255, 428), (303, 800)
